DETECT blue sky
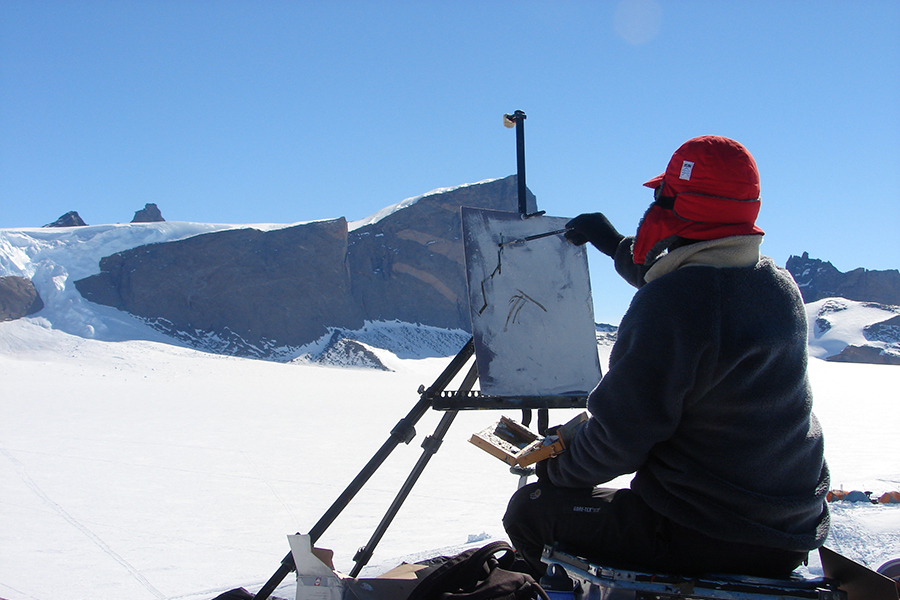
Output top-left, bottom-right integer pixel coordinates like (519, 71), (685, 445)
(2, 1), (898, 323)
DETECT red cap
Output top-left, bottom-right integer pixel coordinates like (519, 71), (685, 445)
(642, 135), (760, 200)
(633, 136), (764, 265)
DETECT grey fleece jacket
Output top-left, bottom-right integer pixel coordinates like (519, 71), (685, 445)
(547, 235), (830, 551)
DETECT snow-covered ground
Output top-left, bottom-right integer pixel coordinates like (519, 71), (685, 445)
(0, 318), (549, 600)
(2, 223), (899, 599)
(1, 316), (898, 600)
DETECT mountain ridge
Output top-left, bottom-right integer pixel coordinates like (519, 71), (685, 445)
(1, 180), (897, 366)
(787, 252), (900, 306)
(71, 176), (535, 356)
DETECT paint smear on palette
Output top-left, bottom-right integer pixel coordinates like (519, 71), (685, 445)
(461, 207), (602, 398)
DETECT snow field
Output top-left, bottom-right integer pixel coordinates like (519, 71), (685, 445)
(1, 321), (898, 600)
(2, 220), (899, 599)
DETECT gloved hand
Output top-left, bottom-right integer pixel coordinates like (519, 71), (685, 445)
(534, 458), (550, 481)
(564, 213), (624, 257)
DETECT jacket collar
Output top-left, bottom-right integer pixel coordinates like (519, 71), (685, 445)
(644, 235), (763, 284)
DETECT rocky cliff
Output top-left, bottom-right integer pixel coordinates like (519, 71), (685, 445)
(75, 217), (361, 357)
(787, 252), (900, 305)
(0, 276), (44, 321)
(75, 176), (534, 357)
(347, 176), (535, 331)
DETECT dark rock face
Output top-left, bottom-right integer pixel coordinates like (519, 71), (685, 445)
(787, 252), (900, 305)
(347, 176), (535, 332)
(74, 176), (532, 357)
(75, 218), (362, 354)
(864, 314), (900, 345)
(44, 211), (87, 227)
(826, 344), (900, 366)
(132, 203), (165, 223)
(0, 276), (44, 321)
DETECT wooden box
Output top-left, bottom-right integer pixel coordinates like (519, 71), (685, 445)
(469, 412), (588, 467)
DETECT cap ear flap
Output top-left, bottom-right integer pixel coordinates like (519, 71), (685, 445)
(633, 204), (685, 265)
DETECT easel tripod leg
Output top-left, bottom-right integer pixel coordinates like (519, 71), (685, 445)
(348, 361), (479, 577)
(349, 409), (459, 577)
(253, 339), (475, 600)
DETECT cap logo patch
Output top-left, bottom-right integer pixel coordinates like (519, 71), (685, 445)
(679, 160), (695, 181)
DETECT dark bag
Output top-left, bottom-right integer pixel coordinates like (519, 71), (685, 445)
(407, 541), (551, 600)
(210, 588), (254, 600)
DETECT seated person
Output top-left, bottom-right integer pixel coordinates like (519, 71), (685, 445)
(503, 136), (829, 579)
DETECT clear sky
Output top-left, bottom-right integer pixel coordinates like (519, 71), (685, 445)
(2, 0), (898, 323)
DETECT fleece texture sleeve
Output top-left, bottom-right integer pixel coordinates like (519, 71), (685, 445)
(612, 236), (648, 289)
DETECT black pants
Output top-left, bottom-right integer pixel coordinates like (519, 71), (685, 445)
(503, 482), (808, 580)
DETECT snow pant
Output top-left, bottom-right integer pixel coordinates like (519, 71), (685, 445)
(503, 482), (809, 580)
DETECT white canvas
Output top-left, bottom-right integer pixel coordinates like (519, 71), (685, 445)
(461, 207), (602, 398)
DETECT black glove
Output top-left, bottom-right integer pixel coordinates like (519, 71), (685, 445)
(534, 458), (550, 481)
(564, 213), (624, 257)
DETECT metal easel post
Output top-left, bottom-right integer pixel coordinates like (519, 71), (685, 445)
(504, 110), (528, 215)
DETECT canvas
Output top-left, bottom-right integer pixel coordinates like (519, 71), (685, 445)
(461, 207), (602, 399)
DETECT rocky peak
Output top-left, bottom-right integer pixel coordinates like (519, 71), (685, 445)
(131, 203), (165, 223)
(786, 252), (900, 305)
(44, 211), (87, 228)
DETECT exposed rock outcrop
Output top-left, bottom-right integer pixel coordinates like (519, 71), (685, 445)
(0, 276), (44, 321)
(44, 211), (87, 228)
(301, 332), (390, 370)
(75, 217), (362, 355)
(74, 176), (533, 357)
(131, 203), (165, 223)
(826, 344), (900, 366)
(864, 314), (900, 345)
(787, 252), (900, 305)
(347, 176), (536, 331)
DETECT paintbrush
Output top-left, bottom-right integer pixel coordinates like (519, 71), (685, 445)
(498, 228), (568, 248)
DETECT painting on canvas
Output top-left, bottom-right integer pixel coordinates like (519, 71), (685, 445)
(461, 207), (602, 399)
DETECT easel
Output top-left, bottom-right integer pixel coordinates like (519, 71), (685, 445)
(254, 111), (588, 599)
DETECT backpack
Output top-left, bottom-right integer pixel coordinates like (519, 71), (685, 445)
(407, 541), (551, 600)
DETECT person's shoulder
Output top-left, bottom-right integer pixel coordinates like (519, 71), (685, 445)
(628, 265), (719, 322)
(756, 255), (781, 272)
(756, 255), (806, 301)
(641, 262), (719, 294)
